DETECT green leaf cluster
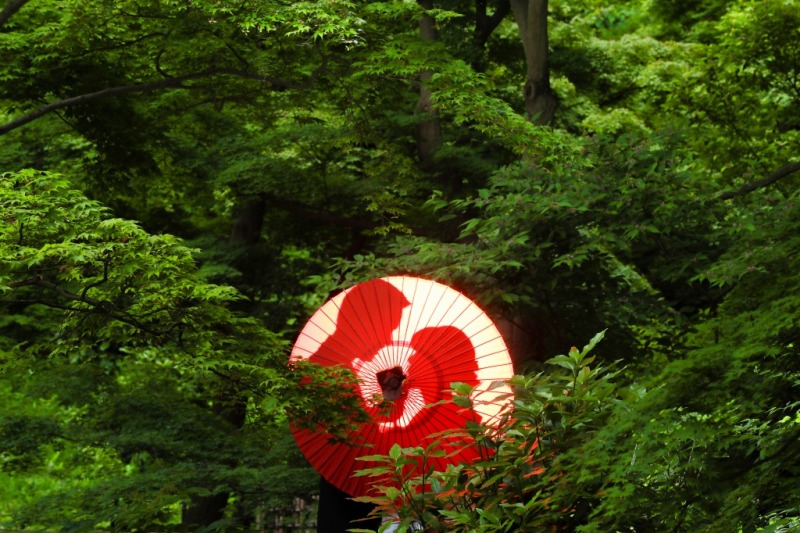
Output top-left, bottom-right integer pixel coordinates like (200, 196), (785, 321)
(2, 0), (800, 529)
(0, 171), (370, 530)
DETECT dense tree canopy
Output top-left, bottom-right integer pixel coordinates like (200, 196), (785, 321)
(1, 0), (799, 531)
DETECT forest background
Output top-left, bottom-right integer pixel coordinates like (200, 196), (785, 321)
(1, 0), (799, 531)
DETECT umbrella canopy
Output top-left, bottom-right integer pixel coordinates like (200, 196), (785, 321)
(290, 276), (514, 497)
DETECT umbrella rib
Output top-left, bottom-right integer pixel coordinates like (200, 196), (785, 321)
(386, 279), (408, 371)
(406, 415), (426, 460)
(411, 340), (510, 383)
(393, 276), (415, 369)
(395, 277), (425, 379)
(408, 293), (464, 366)
(311, 298), (367, 362)
(294, 326), (354, 364)
(407, 311), (486, 382)
(403, 276), (418, 337)
(399, 277), (436, 363)
(391, 276), (417, 368)
(398, 278), (415, 369)
(396, 281), (461, 357)
(322, 280), (384, 363)
(421, 406), (463, 450)
(369, 278), (394, 367)
(383, 277), (399, 371)
(412, 301), (485, 366)
(348, 283), (383, 363)
(296, 317), (370, 367)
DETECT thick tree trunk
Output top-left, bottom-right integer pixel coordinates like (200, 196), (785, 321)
(181, 493), (229, 530)
(229, 195), (266, 245)
(417, 0), (442, 172)
(509, 0), (557, 125)
(180, 198), (264, 528)
(180, 397), (248, 528)
(316, 478), (381, 532)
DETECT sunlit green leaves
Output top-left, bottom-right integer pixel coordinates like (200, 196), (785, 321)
(352, 333), (625, 532)
(2, 0), (800, 530)
(0, 171), (363, 529)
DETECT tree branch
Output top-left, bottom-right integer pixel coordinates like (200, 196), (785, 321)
(65, 32), (169, 60)
(0, 74), (201, 135)
(0, 60), (328, 136)
(0, 0), (31, 29)
(9, 276), (179, 336)
(719, 161), (800, 200)
(474, 0), (510, 48)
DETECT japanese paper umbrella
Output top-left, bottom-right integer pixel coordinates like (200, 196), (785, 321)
(290, 276), (515, 498)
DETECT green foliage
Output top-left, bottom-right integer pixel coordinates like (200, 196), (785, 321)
(351, 332), (629, 532)
(334, 128), (712, 363)
(352, 316), (800, 531)
(1, 170), (270, 366)
(575, 193), (800, 528)
(0, 171), (369, 530)
(2, 0), (800, 529)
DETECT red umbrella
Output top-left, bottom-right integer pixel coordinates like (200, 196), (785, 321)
(290, 276), (514, 497)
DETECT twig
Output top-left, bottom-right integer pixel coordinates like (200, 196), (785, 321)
(719, 161), (800, 200)
(0, 59), (329, 136)
(0, 0), (31, 29)
(80, 259), (109, 300)
(10, 276), (177, 336)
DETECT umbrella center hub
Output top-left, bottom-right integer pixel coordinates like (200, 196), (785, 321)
(377, 366), (406, 401)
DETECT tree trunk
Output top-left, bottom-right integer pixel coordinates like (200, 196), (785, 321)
(180, 198), (264, 528)
(180, 396), (248, 528)
(0, 0), (31, 29)
(471, 0), (511, 71)
(181, 493), (230, 530)
(474, 0), (511, 49)
(316, 478), (381, 532)
(509, 0), (557, 125)
(417, 0), (441, 172)
(229, 195), (266, 245)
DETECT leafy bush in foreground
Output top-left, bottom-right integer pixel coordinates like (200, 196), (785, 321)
(352, 327), (800, 532)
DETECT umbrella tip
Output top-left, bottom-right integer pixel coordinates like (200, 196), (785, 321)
(377, 366), (406, 401)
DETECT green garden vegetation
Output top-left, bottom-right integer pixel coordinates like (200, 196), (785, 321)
(1, 0), (798, 531)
